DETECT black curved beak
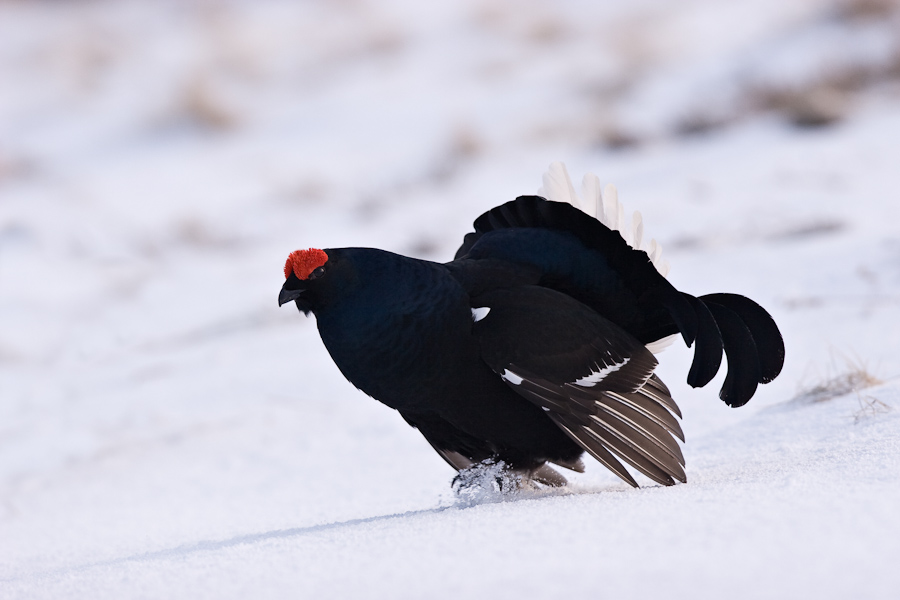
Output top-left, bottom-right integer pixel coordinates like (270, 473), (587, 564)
(278, 284), (304, 306)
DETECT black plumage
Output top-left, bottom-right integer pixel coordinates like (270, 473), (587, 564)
(278, 196), (784, 487)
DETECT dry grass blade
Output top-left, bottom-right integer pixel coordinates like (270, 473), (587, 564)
(853, 394), (892, 424)
(792, 367), (882, 404)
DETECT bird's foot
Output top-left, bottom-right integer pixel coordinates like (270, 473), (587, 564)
(450, 459), (573, 505)
(451, 459), (523, 501)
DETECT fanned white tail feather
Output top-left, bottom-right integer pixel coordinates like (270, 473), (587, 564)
(538, 162), (669, 278)
(539, 162), (581, 212)
(580, 173), (602, 221)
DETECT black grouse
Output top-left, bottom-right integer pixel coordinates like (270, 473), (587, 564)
(278, 164), (784, 488)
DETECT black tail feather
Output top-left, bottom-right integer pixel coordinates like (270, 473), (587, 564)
(656, 287), (698, 347)
(682, 293), (724, 389)
(674, 292), (783, 407)
(700, 293), (785, 384)
(703, 301), (762, 407)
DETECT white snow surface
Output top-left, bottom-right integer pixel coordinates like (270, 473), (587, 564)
(3, 0), (900, 598)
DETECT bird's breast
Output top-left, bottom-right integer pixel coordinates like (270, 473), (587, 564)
(315, 270), (477, 412)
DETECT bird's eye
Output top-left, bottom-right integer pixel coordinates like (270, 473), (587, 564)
(308, 266), (326, 280)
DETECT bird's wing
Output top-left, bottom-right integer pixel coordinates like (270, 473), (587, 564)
(454, 196), (784, 407)
(472, 285), (685, 487)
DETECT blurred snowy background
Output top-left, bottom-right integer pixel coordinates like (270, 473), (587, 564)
(2, 0), (900, 597)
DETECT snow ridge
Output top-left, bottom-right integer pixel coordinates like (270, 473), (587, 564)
(538, 162), (670, 277)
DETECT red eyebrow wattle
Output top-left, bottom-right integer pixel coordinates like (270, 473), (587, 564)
(284, 248), (328, 280)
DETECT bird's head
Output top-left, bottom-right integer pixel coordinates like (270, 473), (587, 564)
(279, 246), (407, 316)
(278, 248), (330, 315)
